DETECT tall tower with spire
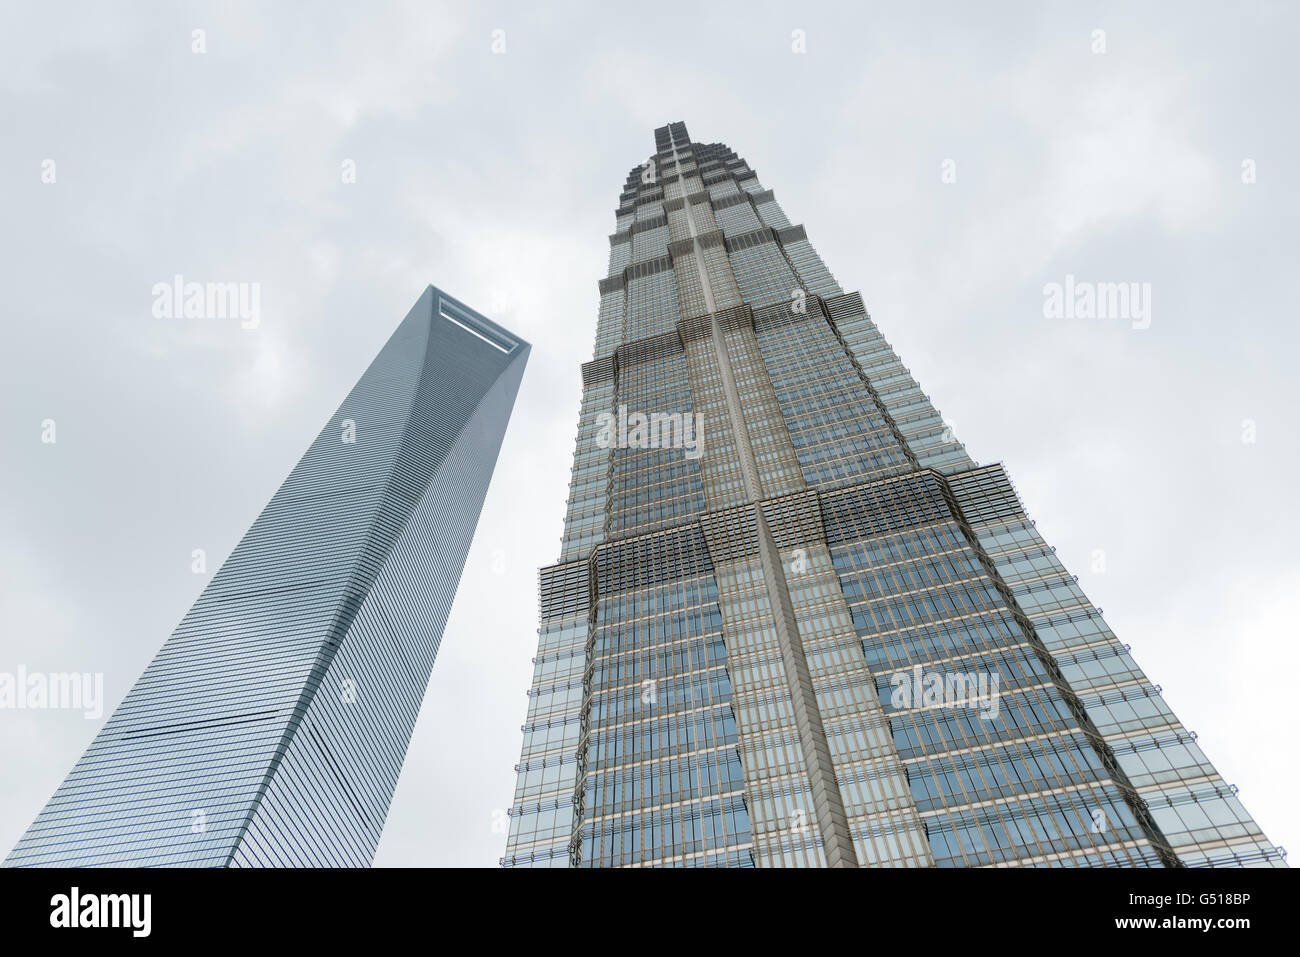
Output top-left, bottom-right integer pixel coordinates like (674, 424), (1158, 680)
(502, 123), (1282, 868)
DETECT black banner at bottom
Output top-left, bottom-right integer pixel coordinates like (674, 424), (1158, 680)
(0, 864), (1289, 942)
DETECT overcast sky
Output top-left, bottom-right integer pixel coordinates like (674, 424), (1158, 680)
(1, 1), (1296, 867)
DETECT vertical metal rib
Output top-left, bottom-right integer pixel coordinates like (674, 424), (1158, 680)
(668, 130), (859, 867)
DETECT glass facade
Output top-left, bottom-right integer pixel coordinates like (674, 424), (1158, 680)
(6, 286), (528, 867)
(503, 122), (1284, 868)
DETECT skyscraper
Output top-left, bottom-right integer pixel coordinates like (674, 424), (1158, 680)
(7, 285), (528, 867)
(503, 123), (1283, 868)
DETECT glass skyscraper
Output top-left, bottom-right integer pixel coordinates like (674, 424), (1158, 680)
(7, 286), (528, 867)
(503, 122), (1283, 869)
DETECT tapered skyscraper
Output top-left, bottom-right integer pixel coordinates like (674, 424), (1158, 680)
(503, 123), (1282, 868)
(8, 286), (528, 867)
